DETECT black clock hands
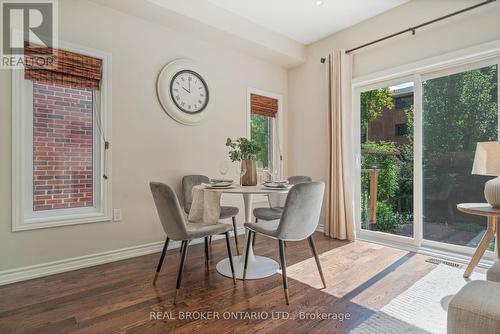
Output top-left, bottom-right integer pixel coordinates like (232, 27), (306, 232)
(181, 78), (192, 94)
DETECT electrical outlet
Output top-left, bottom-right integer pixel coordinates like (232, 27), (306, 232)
(113, 208), (122, 222)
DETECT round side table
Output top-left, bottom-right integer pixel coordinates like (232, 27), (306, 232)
(457, 203), (500, 278)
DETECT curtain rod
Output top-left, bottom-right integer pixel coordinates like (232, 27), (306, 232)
(319, 0), (496, 63)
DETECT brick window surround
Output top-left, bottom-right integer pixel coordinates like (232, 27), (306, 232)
(32, 81), (94, 211)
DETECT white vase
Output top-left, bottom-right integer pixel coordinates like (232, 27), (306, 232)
(484, 176), (500, 208)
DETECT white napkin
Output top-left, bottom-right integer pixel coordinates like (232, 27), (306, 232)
(187, 185), (221, 224)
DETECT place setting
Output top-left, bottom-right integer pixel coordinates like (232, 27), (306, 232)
(261, 180), (292, 190)
(202, 179), (237, 189)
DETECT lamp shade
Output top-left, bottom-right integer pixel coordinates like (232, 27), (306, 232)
(472, 141), (500, 176)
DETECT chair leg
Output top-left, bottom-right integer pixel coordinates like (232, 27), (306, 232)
(204, 236), (210, 272)
(308, 236), (326, 289)
(224, 232), (236, 285)
(243, 230), (253, 280)
(209, 236), (212, 244)
(173, 240), (189, 305)
(179, 239), (190, 253)
(252, 218), (258, 247)
(232, 216), (240, 256)
(278, 239), (289, 305)
(153, 237), (170, 285)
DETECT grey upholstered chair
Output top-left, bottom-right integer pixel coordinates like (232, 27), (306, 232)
(150, 182), (236, 304)
(253, 175), (312, 221)
(243, 181), (326, 305)
(182, 175), (241, 254)
(252, 175), (312, 246)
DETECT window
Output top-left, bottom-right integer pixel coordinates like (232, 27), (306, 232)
(395, 123), (408, 136)
(248, 89), (282, 174)
(359, 82), (414, 238)
(250, 114), (273, 168)
(422, 64), (498, 249)
(12, 43), (111, 231)
(32, 82), (94, 211)
(394, 94), (413, 109)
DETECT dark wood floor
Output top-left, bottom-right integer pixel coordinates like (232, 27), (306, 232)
(0, 232), (437, 334)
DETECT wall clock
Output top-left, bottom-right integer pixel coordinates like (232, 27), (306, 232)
(156, 59), (211, 125)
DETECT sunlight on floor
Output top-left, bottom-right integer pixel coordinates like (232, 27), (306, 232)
(286, 240), (425, 310)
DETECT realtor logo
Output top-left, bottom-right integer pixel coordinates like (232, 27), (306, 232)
(1, 0), (58, 69)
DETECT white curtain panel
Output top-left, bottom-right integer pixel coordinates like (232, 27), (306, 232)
(324, 50), (355, 241)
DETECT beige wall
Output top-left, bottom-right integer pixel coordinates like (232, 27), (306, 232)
(0, 0), (287, 270)
(287, 0), (500, 192)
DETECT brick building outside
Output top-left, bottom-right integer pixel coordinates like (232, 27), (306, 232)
(366, 86), (414, 147)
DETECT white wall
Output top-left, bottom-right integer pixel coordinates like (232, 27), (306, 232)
(287, 0), (500, 197)
(0, 0), (287, 271)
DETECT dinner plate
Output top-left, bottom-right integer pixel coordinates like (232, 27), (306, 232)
(202, 183), (236, 189)
(263, 182), (290, 188)
(262, 184), (291, 190)
(210, 179), (234, 183)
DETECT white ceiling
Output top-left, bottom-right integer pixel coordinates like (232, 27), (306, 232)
(207, 0), (410, 44)
(100, 0), (411, 67)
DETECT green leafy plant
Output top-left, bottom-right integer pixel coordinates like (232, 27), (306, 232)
(225, 137), (261, 162)
(375, 201), (397, 233)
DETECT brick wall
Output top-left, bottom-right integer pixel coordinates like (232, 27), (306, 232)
(368, 93), (412, 147)
(32, 82), (94, 211)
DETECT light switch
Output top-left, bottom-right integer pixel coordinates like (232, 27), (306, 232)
(113, 208), (122, 222)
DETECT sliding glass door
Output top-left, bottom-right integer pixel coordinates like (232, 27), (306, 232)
(422, 64), (498, 249)
(356, 53), (499, 255)
(359, 81), (414, 238)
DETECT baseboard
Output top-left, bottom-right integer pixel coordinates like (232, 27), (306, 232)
(0, 224), (324, 286)
(0, 231), (241, 286)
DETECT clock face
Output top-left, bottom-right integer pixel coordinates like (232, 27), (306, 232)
(170, 70), (209, 114)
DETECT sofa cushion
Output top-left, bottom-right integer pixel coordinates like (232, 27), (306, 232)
(448, 280), (500, 334)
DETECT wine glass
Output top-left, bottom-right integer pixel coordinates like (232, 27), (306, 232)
(240, 162), (247, 186)
(273, 168), (280, 182)
(268, 165), (279, 182)
(219, 161), (229, 180)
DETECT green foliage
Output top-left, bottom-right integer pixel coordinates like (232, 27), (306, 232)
(250, 115), (270, 167)
(360, 88), (394, 130)
(225, 137), (261, 162)
(395, 106), (414, 213)
(374, 201), (397, 233)
(423, 65), (498, 156)
(361, 141), (399, 202)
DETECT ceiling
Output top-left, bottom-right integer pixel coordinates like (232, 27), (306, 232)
(207, 0), (410, 44)
(94, 0), (411, 67)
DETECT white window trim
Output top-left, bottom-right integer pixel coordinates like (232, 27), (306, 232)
(246, 88), (284, 203)
(12, 41), (112, 232)
(351, 40), (500, 258)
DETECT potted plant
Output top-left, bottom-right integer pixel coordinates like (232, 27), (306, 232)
(226, 137), (260, 186)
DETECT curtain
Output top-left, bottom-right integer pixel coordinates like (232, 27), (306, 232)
(251, 93), (278, 118)
(324, 50), (355, 241)
(24, 42), (102, 90)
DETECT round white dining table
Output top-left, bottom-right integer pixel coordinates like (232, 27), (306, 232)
(206, 185), (289, 280)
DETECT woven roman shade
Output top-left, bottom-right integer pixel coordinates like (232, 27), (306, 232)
(251, 93), (278, 118)
(24, 43), (102, 90)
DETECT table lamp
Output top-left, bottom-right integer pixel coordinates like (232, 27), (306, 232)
(472, 141), (500, 208)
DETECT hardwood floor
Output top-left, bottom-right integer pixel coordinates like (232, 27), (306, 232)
(0, 232), (437, 334)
